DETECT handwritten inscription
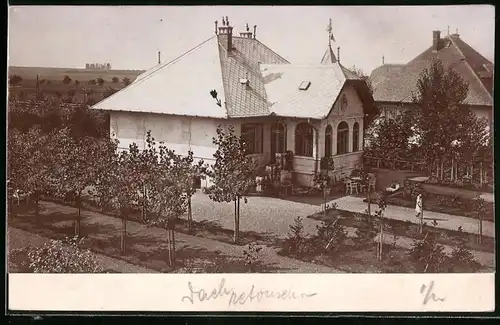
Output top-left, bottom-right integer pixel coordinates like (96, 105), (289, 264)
(181, 278), (317, 307)
(420, 280), (446, 305)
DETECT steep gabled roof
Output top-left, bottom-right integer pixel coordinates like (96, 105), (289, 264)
(92, 36), (228, 118)
(320, 45), (337, 64)
(371, 34), (493, 106)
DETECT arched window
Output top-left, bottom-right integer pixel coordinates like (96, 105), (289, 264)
(325, 125), (332, 157)
(271, 122), (287, 162)
(337, 121), (349, 155)
(295, 123), (314, 157)
(352, 122), (359, 152)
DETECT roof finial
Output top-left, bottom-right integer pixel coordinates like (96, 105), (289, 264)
(215, 20), (218, 34)
(226, 16), (229, 26)
(246, 23), (249, 32)
(222, 16), (226, 26)
(456, 28), (459, 35)
(326, 18), (334, 46)
(253, 25), (257, 39)
(382, 55), (385, 65)
(447, 25), (450, 36)
(337, 46), (340, 63)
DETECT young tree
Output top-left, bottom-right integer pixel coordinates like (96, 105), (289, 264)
(112, 76), (119, 83)
(107, 144), (143, 254)
(96, 78), (105, 86)
(146, 143), (189, 266)
(50, 128), (103, 237)
(207, 125), (257, 243)
(122, 77), (131, 86)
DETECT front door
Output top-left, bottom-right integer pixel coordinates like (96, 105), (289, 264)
(270, 122), (287, 163)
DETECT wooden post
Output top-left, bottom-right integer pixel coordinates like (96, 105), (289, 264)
(379, 221), (383, 261)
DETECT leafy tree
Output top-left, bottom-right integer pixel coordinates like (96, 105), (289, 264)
(96, 78), (105, 86)
(88, 79), (96, 85)
(107, 143), (143, 254)
(91, 137), (119, 212)
(103, 87), (118, 99)
(63, 75), (72, 84)
(207, 125), (257, 243)
(49, 129), (103, 237)
(412, 58), (489, 175)
(122, 77), (131, 86)
(9, 74), (23, 86)
(112, 76), (119, 83)
(145, 142), (189, 266)
(10, 237), (103, 273)
(450, 228), (479, 272)
(310, 217), (348, 257)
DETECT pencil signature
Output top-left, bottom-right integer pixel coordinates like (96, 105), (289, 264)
(420, 280), (446, 305)
(181, 278), (317, 306)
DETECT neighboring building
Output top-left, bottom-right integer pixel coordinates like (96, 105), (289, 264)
(92, 19), (374, 188)
(371, 30), (493, 128)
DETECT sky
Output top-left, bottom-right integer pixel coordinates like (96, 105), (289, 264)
(8, 5), (495, 74)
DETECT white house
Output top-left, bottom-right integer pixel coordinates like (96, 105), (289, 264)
(92, 18), (375, 188)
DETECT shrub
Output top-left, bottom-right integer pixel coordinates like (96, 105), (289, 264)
(243, 243), (263, 272)
(10, 237), (103, 273)
(450, 240), (480, 272)
(409, 232), (447, 273)
(283, 216), (308, 257)
(354, 213), (377, 247)
(310, 218), (348, 256)
(402, 179), (423, 199)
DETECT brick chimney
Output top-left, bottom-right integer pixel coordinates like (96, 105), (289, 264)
(433, 30), (441, 52)
(217, 16), (233, 53)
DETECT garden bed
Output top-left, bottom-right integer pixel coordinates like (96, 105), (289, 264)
(384, 192), (494, 222)
(307, 208), (494, 254)
(8, 204), (275, 273)
(421, 182), (493, 198)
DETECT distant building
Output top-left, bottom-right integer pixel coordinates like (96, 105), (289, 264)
(85, 62), (112, 70)
(371, 30), (493, 129)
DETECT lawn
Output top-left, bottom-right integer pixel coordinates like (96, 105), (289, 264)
(308, 208), (494, 254)
(384, 192), (494, 221)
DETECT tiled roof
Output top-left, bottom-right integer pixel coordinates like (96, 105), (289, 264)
(371, 34), (493, 106)
(370, 64), (404, 88)
(218, 35), (289, 117)
(261, 64), (347, 119)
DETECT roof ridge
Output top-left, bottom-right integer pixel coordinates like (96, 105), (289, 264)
(94, 36), (216, 108)
(448, 36), (493, 101)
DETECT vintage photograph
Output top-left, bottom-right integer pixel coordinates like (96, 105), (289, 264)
(7, 5), (494, 277)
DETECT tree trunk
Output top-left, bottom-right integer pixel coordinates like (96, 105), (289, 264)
(75, 196), (81, 238)
(236, 197), (241, 243)
(451, 158), (454, 181)
(120, 213), (127, 255)
(167, 228), (173, 266)
(34, 195), (40, 224)
(171, 227), (176, 264)
(378, 222), (383, 261)
(440, 160), (444, 180)
(187, 195), (193, 232)
(323, 187), (327, 217)
(367, 190), (371, 216)
(233, 199), (238, 243)
(480, 162), (483, 186)
(478, 216), (483, 244)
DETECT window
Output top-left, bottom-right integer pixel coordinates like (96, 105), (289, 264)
(242, 123), (263, 154)
(352, 122), (359, 152)
(337, 121), (349, 155)
(271, 122), (287, 162)
(299, 81), (311, 90)
(325, 125), (332, 157)
(295, 123), (314, 157)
